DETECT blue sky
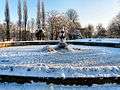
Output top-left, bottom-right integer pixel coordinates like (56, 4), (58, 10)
(0, 0), (120, 27)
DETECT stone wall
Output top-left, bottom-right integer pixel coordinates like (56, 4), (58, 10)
(0, 40), (120, 48)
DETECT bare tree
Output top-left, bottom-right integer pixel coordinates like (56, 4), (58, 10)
(46, 9), (82, 40)
(96, 24), (106, 38)
(66, 9), (78, 23)
(0, 24), (5, 41)
(66, 9), (81, 39)
(67, 21), (81, 39)
(30, 18), (35, 40)
(107, 13), (120, 38)
(23, 0), (28, 41)
(47, 11), (67, 40)
(5, 0), (10, 41)
(47, 10), (58, 40)
(18, 0), (22, 41)
(10, 23), (18, 41)
(26, 21), (31, 41)
(87, 24), (94, 38)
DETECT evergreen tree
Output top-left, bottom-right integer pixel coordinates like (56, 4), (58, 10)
(23, 0), (28, 41)
(42, 1), (45, 30)
(5, 0), (10, 41)
(37, 0), (41, 30)
(18, 0), (22, 41)
(36, 0), (44, 40)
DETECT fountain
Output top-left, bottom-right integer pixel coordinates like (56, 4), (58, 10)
(57, 27), (68, 49)
(43, 27), (76, 52)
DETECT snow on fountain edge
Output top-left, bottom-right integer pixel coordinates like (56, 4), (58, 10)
(0, 64), (119, 78)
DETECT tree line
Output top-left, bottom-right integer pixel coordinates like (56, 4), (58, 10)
(0, 0), (120, 41)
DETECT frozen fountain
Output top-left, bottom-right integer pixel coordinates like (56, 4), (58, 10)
(43, 27), (77, 52)
(57, 27), (68, 49)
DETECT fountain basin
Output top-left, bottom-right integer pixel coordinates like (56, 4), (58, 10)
(0, 40), (120, 48)
(0, 45), (120, 78)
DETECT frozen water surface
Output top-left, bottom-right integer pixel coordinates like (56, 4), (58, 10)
(0, 45), (120, 66)
(0, 45), (120, 77)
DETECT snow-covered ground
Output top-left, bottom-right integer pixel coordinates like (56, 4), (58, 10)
(0, 83), (119, 90)
(0, 42), (120, 89)
(0, 45), (120, 77)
